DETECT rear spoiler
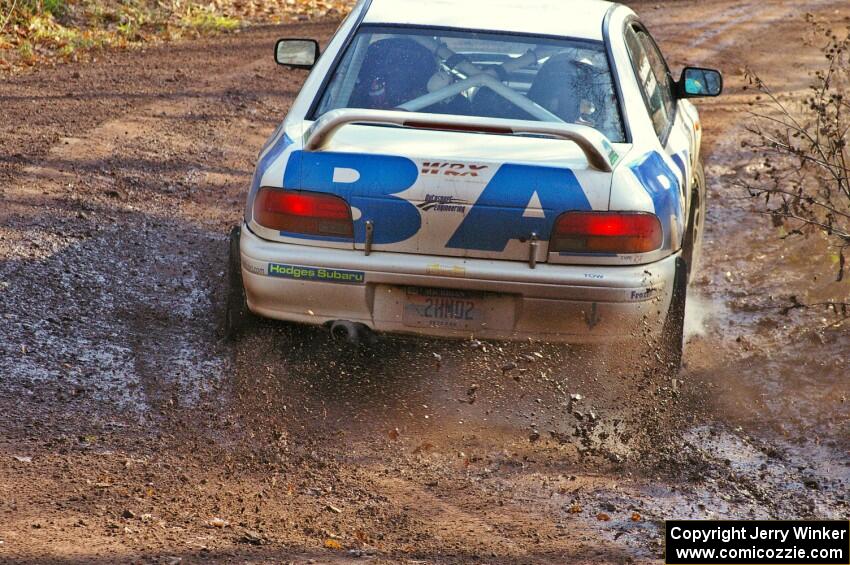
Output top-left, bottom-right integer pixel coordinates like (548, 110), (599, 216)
(303, 108), (618, 173)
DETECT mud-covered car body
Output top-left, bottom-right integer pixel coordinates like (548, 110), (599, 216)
(236, 0), (721, 344)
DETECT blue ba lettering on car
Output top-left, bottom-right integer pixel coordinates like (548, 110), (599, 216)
(281, 151), (596, 253)
(251, 132), (294, 195)
(267, 263), (365, 284)
(446, 163), (592, 251)
(669, 151), (688, 185)
(629, 152), (684, 249)
(283, 150), (420, 244)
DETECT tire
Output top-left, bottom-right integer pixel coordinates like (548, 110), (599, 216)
(658, 256), (687, 375)
(223, 225), (255, 340)
(681, 160), (706, 284)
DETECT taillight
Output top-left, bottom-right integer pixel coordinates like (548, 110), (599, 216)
(253, 187), (353, 239)
(550, 211), (662, 254)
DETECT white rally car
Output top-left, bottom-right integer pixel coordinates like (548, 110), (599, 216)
(225, 0), (722, 369)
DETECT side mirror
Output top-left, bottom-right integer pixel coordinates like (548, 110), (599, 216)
(275, 38), (319, 69)
(676, 67), (723, 98)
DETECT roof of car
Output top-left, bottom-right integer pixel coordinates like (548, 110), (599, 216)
(361, 0), (618, 41)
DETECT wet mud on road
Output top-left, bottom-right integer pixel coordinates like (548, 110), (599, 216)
(1, 0), (848, 562)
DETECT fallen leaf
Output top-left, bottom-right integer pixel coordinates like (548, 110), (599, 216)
(387, 428), (399, 440)
(567, 503), (582, 513)
(596, 512), (610, 521)
(12, 455), (32, 463)
(631, 512), (641, 522)
(208, 517), (229, 528)
(326, 504), (342, 514)
(324, 538), (343, 550)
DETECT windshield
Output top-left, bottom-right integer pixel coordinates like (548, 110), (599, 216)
(312, 26), (626, 142)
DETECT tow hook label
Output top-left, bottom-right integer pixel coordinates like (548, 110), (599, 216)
(267, 263), (365, 285)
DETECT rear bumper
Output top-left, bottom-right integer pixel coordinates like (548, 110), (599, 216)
(240, 225), (677, 343)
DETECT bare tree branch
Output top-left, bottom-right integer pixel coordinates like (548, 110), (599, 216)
(742, 20), (850, 288)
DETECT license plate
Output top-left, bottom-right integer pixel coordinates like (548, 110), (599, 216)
(402, 287), (485, 330)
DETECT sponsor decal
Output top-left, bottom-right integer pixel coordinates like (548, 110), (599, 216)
(417, 194), (468, 214)
(629, 288), (658, 301)
(425, 264), (466, 277)
(267, 263), (365, 285)
(421, 162), (488, 177)
(601, 138), (619, 166)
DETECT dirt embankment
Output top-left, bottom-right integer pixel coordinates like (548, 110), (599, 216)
(1, 0), (848, 563)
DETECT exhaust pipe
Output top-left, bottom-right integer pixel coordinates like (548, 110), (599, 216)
(329, 320), (376, 346)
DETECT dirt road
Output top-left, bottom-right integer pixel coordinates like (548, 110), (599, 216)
(1, 1), (848, 563)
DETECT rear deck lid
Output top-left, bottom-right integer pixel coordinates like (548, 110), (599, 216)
(282, 124), (620, 262)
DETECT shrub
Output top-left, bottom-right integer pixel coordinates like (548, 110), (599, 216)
(741, 17), (850, 317)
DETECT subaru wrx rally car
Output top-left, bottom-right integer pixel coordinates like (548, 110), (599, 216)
(225, 0), (722, 370)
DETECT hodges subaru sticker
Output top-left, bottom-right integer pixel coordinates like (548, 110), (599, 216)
(267, 263), (365, 285)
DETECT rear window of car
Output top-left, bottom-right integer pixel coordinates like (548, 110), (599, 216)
(311, 25), (626, 143)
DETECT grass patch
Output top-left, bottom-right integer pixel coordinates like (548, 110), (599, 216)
(180, 7), (239, 34)
(0, 0), (352, 72)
